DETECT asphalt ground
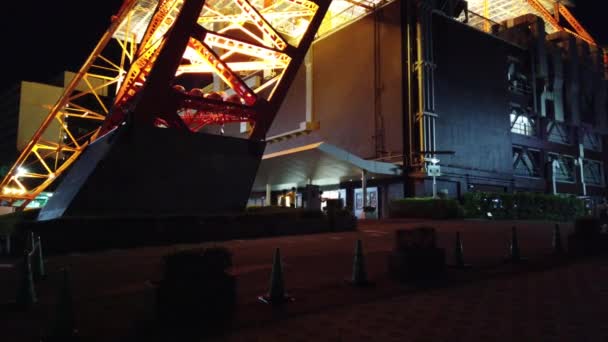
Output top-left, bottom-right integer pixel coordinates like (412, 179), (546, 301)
(3, 219), (607, 341)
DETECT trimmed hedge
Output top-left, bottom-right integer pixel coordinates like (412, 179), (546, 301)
(389, 198), (465, 219)
(463, 192), (585, 221)
(19, 208), (357, 254)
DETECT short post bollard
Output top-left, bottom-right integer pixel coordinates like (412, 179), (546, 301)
(5, 234), (11, 255)
(17, 251), (37, 308)
(36, 235), (46, 279)
(553, 223), (564, 256)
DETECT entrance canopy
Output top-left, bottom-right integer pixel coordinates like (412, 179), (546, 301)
(252, 142), (402, 191)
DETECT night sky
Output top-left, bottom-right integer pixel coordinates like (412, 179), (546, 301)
(0, 1), (605, 93)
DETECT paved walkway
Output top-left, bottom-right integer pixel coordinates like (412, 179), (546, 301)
(214, 257), (608, 341)
(1, 219), (607, 341)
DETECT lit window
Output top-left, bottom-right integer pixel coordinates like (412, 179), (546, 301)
(510, 110), (535, 136)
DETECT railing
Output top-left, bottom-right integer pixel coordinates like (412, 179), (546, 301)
(458, 9), (503, 34)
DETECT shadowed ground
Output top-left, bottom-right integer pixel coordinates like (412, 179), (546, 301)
(3, 219), (607, 341)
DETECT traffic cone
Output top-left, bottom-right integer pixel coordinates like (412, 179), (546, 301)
(258, 248), (292, 305)
(46, 268), (78, 341)
(508, 226), (524, 263)
(16, 251), (37, 308)
(553, 223), (564, 256)
(347, 239), (372, 287)
(453, 232), (470, 268)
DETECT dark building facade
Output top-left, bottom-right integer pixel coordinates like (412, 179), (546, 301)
(251, 0), (608, 217)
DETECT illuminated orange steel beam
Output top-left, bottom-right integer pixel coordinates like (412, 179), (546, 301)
(1, 0), (333, 206)
(0, 0), (139, 206)
(204, 32), (291, 65)
(138, 0), (184, 53)
(523, 0), (561, 32)
(558, 4), (596, 45)
(188, 36), (258, 105)
(114, 1), (185, 105)
(233, 0), (288, 50)
(198, 10), (314, 24)
(483, 0), (489, 33)
(284, 0), (318, 12)
(113, 38), (165, 106)
(177, 61), (286, 73)
(563, 28), (596, 47)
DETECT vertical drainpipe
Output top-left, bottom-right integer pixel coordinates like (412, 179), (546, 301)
(361, 170), (368, 215)
(552, 49), (565, 122)
(401, 0), (414, 196)
(305, 50), (314, 124)
(579, 144), (587, 197)
(566, 35), (581, 126)
(374, 6), (386, 158)
(265, 184), (272, 206)
(402, 0), (437, 197)
(415, 0), (437, 165)
(415, 0), (437, 198)
(531, 16), (547, 117)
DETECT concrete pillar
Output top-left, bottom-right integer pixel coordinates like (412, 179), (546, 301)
(361, 170), (368, 209)
(305, 51), (314, 123)
(265, 184), (272, 206)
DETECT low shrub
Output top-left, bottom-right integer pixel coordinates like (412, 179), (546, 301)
(389, 198), (464, 219)
(463, 192), (585, 221)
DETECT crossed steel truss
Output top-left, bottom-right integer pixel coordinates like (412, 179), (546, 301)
(0, 0), (334, 206)
(462, 0), (599, 46)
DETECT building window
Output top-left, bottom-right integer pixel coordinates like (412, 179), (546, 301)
(513, 146), (540, 177)
(548, 153), (576, 183)
(581, 129), (602, 152)
(583, 159), (604, 186)
(510, 107), (536, 136)
(546, 121), (570, 145)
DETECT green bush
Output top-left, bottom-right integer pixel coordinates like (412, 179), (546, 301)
(389, 198), (464, 219)
(462, 192), (584, 221)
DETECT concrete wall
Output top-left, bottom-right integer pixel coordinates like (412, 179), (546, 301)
(267, 1), (403, 160)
